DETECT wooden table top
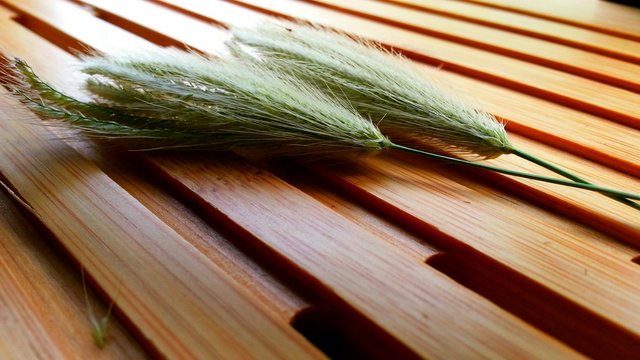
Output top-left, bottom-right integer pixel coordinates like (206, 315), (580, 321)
(0, 0), (638, 358)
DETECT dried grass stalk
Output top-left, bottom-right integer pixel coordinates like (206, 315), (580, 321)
(2, 51), (390, 157)
(1, 51), (639, 206)
(229, 22), (640, 209)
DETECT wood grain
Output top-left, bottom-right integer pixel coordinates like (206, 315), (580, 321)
(0, 2), (582, 356)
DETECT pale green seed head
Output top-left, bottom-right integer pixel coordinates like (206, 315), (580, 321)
(230, 22), (512, 159)
(4, 51), (390, 156)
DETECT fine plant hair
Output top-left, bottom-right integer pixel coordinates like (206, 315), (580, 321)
(229, 21), (512, 160)
(3, 51), (391, 156)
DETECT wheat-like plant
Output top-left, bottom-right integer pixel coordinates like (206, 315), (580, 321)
(229, 21), (511, 160)
(3, 51), (390, 156)
(2, 51), (639, 205)
(229, 21), (640, 210)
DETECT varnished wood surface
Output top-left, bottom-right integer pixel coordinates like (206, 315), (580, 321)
(0, 0), (638, 358)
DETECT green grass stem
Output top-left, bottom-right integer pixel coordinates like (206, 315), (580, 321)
(511, 148), (640, 211)
(391, 143), (640, 203)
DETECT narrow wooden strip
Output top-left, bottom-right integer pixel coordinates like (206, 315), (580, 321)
(147, 154), (580, 359)
(0, 0), (636, 354)
(382, 0), (640, 64)
(221, 0), (640, 129)
(0, 189), (149, 359)
(461, 0), (640, 42)
(307, 0), (640, 93)
(0, 95), (323, 359)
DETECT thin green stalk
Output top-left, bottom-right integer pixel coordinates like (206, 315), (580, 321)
(390, 143), (640, 201)
(511, 147), (640, 211)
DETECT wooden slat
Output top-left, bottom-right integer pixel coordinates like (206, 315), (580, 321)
(382, 0), (640, 64)
(461, 0), (640, 42)
(307, 0), (640, 92)
(216, 0), (640, 129)
(2, 0), (640, 357)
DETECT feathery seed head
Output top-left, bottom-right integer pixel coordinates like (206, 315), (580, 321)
(230, 22), (512, 159)
(3, 50), (390, 156)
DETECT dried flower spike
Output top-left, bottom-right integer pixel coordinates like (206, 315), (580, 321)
(4, 51), (391, 157)
(230, 21), (512, 160)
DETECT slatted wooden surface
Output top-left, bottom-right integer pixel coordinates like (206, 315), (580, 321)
(0, 0), (638, 358)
